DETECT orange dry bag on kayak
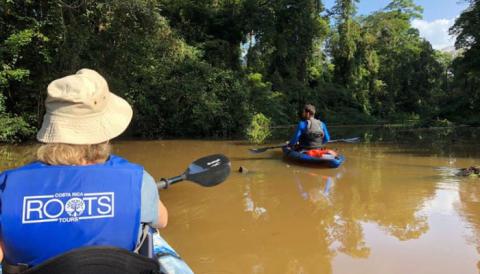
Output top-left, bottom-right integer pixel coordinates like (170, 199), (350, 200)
(305, 149), (338, 158)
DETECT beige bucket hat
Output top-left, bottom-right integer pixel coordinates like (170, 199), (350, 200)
(37, 69), (133, 144)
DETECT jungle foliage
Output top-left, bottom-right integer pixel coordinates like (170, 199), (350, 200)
(246, 113), (271, 144)
(0, 0), (477, 142)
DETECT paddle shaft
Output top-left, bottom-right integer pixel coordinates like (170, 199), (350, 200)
(328, 137), (360, 143)
(157, 174), (187, 189)
(263, 145), (287, 150)
(250, 137), (360, 153)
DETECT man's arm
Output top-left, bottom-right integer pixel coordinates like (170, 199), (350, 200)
(288, 121), (307, 146)
(321, 122), (330, 144)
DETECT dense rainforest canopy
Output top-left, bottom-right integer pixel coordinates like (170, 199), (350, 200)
(0, 0), (479, 142)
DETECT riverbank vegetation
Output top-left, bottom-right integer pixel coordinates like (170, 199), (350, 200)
(1, 0), (479, 142)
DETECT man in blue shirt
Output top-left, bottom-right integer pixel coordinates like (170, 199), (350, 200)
(288, 104), (330, 149)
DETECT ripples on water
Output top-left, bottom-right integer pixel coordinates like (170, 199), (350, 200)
(1, 127), (480, 274)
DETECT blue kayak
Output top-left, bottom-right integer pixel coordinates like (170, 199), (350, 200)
(282, 147), (345, 168)
(153, 232), (194, 274)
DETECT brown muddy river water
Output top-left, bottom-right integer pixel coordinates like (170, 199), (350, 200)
(2, 127), (480, 274)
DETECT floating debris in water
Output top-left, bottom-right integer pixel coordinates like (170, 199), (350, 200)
(456, 166), (480, 176)
(238, 166), (249, 173)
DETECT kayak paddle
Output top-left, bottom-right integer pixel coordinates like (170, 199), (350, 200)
(157, 154), (231, 189)
(248, 145), (287, 153)
(327, 137), (360, 143)
(249, 137), (361, 153)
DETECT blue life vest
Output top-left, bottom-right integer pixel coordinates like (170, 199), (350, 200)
(0, 155), (144, 267)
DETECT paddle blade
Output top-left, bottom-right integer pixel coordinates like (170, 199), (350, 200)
(249, 147), (269, 153)
(185, 154), (231, 187)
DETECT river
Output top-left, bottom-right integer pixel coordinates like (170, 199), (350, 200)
(1, 126), (480, 274)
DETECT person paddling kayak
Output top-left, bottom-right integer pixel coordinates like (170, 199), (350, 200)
(0, 69), (168, 271)
(288, 104), (330, 149)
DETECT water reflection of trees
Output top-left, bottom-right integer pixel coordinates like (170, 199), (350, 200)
(328, 126), (480, 159)
(235, 158), (435, 273)
(456, 180), (480, 271)
(281, 145), (436, 272)
(238, 168), (335, 273)
(342, 145), (432, 241)
(294, 173), (371, 259)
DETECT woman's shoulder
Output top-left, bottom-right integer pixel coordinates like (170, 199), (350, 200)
(142, 170), (155, 184)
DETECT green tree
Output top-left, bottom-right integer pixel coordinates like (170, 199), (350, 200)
(448, 0), (480, 123)
(356, 0), (442, 119)
(330, 0), (359, 86)
(242, 0), (329, 113)
(159, 0), (246, 70)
